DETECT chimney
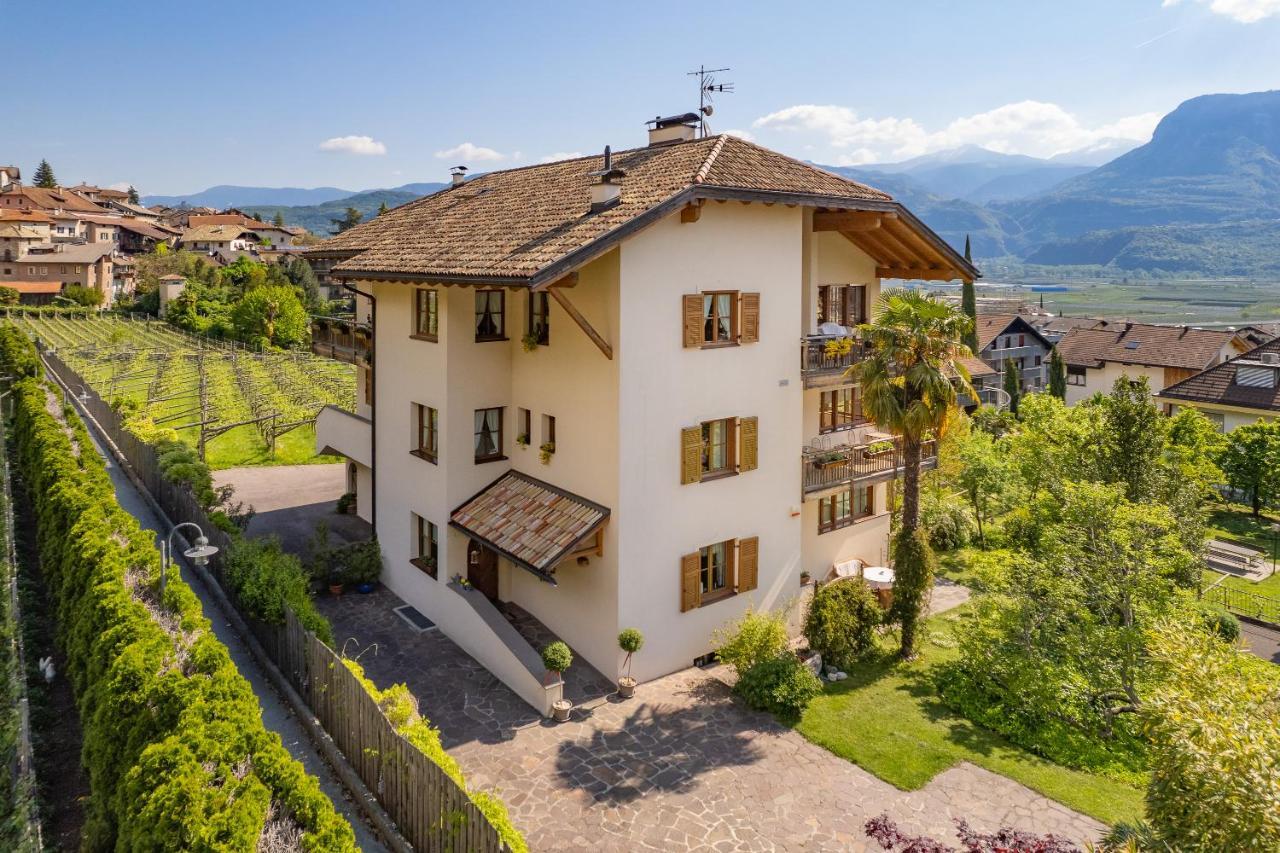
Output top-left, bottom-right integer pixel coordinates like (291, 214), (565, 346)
(588, 146), (626, 211)
(450, 165), (468, 187)
(646, 112), (700, 146)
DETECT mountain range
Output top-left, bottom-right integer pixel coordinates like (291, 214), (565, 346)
(143, 89), (1280, 276)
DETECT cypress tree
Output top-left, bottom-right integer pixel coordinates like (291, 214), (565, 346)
(273, 211), (285, 227)
(127, 185), (140, 204)
(33, 159), (57, 188)
(961, 235), (978, 354)
(1003, 357), (1022, 415)
(1048, 347), (1067, 400)
(377, 201), (389, 216)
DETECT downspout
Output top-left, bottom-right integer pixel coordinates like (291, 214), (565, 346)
(342, 280), (376, 537)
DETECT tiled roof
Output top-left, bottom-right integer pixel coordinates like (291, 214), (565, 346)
(1029, 315), (1109, 334)
(180, 223), (255, 242)
(0, 186), (107, 213)
(311, 135), (962, 285)
(1056, 323), (1241, 371)
(17, 244), (113, 263)
(0, 224), (45, 239)
(0, 210), (52, 224)
(975, 313), (1050, 352)
(959, 354), (998, 378)
(450, 471), (610, 582)
(0, 281), (62, 294)
(1158, 338), (1280, 414)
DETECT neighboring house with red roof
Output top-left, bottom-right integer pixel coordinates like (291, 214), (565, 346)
(1056, 321), (1253, 405)
(1155, 337), (1280, 431)
(302, 114), (978, 714)
(0, 242), (115, 305)
(973, 313), (1055, 394)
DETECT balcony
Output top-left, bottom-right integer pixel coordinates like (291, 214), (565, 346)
(801, 335), (870, 388)
(315, 404), (371, 467)
(311, 316), (370, 365)
(802, 438), (938, 495)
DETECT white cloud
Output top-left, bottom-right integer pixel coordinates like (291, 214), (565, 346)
(434, 142), (505, 163)
(721, 128), (755, 142)
(539, 151), (584, 163)
(107, 182), (131, 192)
(318, 135), (387, 156)
(1164, 0), (1280, 22)
(752, 101), (1161, 164)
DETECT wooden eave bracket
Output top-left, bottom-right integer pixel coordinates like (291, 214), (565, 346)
(680, 200), (704, 223)
(548, 286), (613, 360)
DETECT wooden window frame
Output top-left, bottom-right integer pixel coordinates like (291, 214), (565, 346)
(818, 485), (874, 534)
(701, 290), (738, 347)
(410, 513), (438, 578)
(699, 539), (737, 603)
(700, 417), (737, 480)
(475, 289), (507, 342)
(1066, 365), (1087, 386)
(517, 407), (531, 445)
(527, 290), (550, 346)
(412, 403), (438, 463)
(412, 288), (438, 341)
(817, 284), (867, 327)
(819, 386), (863, 433)
(473, 406), (506, 463)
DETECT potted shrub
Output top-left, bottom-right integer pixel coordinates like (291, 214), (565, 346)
(539, 441), (555, 464)
(327, 559), (346, 596)
(521, 332), (541, 352)
(335, 539), (382, 593)
(823, 336), (854, 360)
(863, 439), (894, 459)
(617, 628), (644, 698)
(336, 491), (356, 515)
(541, 641), (573, 721)
(516, 433), (530, 449)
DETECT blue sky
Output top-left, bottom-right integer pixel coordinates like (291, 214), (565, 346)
(9, 0), (1278, 195)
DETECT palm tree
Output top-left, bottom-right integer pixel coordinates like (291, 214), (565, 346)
(852, 289), (974, 658)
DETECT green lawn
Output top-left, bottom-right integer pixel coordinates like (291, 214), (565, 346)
(1205, 503), (1280, 597)
(795, 611), (1146, 827)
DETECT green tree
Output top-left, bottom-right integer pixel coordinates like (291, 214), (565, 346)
(890, 527), (938, 660)
(0, 286), (18, 305)
(1144, 622), (1280, 851)
(63, 284), (104, 307)
(1218, 420), (1280, 516)
(960, 236), (978, 354)
(1001, 357), (1021, 415)
(284, 257), (322, 311)
(273, 210), (285, 227)
(1047, 346), (1067, 399)
(330, 206), (363, 234)
(230, 284), (309, 348)
(953, 428), (1016, 547)
(377, 201), (389, 216)
(1099, 375), (1166, 503)
(33, 158), (56, 188)
(127, 185), (140, 204)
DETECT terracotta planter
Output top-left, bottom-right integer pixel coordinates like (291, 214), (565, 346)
(617, 676), (636, 699)
(552, 699), (572, 722)
(328, 583), (344, 596)
(813, 458), (845, 470)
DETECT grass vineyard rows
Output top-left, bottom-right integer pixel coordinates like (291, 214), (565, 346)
(14, 314), (356, 469)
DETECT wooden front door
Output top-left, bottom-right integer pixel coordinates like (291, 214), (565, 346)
(467, 540), (500, 602)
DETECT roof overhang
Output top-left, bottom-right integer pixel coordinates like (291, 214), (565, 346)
(330, 185), (980, 288)
(1153, 395), (1280, 417)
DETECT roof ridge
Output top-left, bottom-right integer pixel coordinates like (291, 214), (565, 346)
(693, 135), (728, 184)
(711, 133), (889, 198)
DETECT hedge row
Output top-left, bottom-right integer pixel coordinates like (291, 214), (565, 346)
(9, 375), (356, 850)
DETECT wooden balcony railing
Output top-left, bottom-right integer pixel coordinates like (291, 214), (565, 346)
(802, 438), (938, 494)
(801, 335), (871, 385)
(311, 316), (370, 365)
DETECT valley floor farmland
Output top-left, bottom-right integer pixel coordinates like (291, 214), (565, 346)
(13, 314), (355, 469)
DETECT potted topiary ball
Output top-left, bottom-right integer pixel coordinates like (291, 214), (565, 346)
(616, 628), (644, 698)
(541, 641), (574, 721)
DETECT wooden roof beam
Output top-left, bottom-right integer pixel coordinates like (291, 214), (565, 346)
(843, 227), (911, 267)
(548, 286), (612, 360)
(876, 266), (964, 282)
(813, 210), (897, 232)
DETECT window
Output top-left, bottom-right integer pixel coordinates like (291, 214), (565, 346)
(474, 407), (504, 462)
(1019, 334), (1026, 347)
(475, 290), (505, 341)
(819, 387), (862, 432)
(517, 407), (531, 444)
(542, 413), (556, 449)
(701, 417), (736, 478)
(413, 289), (438, 340)
(60, 265), (67, 274)
(1203, 410), (1225, 433)
(1066, 365), (1086, 386)
(411, 514), (438, 578)
(700, 540), (735, 599)
(818, 485), (874, 533)
(528, 291), (549, 345)
(817, 285), (866, 327)
(702, 291), (736, 344)
(1034, 355), (1042, 367)
(413, 404), (438, 462)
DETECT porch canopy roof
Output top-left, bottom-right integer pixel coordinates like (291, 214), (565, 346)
(449, 470), (610, 584)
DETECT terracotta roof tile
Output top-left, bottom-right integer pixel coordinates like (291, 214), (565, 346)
(1157, 338), (1280, 413)
(450, 471), (609, 580)
(1056, 323), (1242, 371)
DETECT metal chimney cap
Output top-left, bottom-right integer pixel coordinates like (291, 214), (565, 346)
(646, 112), (701, 129)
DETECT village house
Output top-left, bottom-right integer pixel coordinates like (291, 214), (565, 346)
(68, 183), (130, 205)
(178, 223), (261, 254)
(0, 242), (115, 304)
(973, 313), (1054, 394)
(0, 211), (51, 260)
(304, 116), (977, 714)
(0, 184), (108, 216)
(1056, 321), (1252, 405)
(0, 165), (18, 190)
(1155, 337), (1280, 431)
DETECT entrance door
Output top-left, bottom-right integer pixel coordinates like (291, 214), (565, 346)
(467, 540), (500, 603)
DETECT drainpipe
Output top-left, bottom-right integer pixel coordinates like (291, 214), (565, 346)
(342, 279), (376, 537)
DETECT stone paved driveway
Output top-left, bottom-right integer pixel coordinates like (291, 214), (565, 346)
(318, 589), (1104, 852)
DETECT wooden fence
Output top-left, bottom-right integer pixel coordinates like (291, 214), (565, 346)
(40, 347), (510, 852)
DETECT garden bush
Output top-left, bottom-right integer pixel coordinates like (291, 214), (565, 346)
(223, 536), (333, 644)
(1193, 600), (1240, 643)
(803, 580), (882, 671)
(8, 375), (354, 850)
(0, 326), (40, 379)
(920, 494), (975, 551)
(713, 606), (789, 674)
(541, 641), (573, 675)
(736, 654), (824, 720)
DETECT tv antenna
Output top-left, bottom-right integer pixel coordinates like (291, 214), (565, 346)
(687, 65), (733, 137)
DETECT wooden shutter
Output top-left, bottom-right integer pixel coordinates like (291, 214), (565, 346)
(738, 536), (759, 593)
(682, 294), (704, 348)
(740, 293), (760, 343)
(680, 552), (702, 612)
(680, 426), (703, 485)
(739, 416), (758, 472)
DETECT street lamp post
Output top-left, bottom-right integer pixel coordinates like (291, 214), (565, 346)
(160, 522), (220, 596)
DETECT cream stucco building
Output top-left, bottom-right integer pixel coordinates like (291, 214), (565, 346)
(306, 117), (975, 714)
